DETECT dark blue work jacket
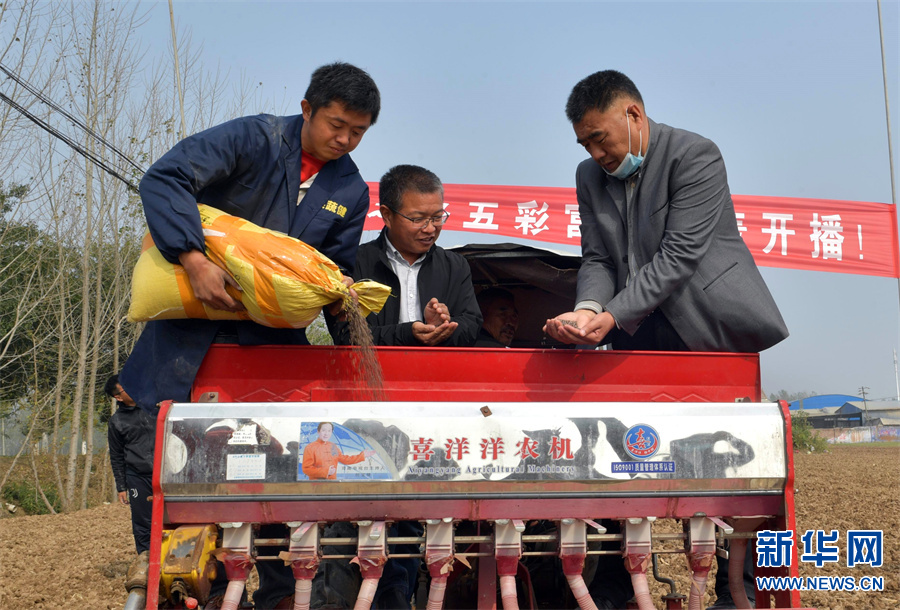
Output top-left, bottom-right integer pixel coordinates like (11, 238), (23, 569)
(121, 114), (369, 412)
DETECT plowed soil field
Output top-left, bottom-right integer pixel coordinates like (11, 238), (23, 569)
(1, 443), (896, 609)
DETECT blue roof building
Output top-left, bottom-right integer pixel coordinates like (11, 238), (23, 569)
(787, 394), (861, 411)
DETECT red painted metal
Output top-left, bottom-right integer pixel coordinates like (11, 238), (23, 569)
(163, 496), (785, 524)
(146, 346), (810, 608)
(191, 345), (761, 404)
(476, 542), (498, 610)
(662, 594), (685, 609)
(745, 400), (802, 609)
(768, 400), (802, 609)
(146, 400), (173, 610)
(221, 552), (253, 581)
(355, 521), (388, 583)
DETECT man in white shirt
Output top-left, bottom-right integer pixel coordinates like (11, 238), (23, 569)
(331, 164), (482, 347)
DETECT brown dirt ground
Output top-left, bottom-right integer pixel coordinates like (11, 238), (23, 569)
(0, 444), (896, 609)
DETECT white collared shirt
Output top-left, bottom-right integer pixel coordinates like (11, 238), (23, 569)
(385, 239), (426, 323)
(297, 173), (318, 206)
(575, 138), (652, 320)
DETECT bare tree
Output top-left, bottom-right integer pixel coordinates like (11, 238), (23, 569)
(0, 1), (65, 166)
(1, 0), (288, 511)
(50, 0), (150, 509)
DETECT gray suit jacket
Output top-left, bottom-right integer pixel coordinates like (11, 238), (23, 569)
(575, 119), (788, 352)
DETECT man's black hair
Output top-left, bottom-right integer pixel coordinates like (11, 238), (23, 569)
(477, 287), (516, 311)
(305, 62), (381, 124)
(379, 164), (443, 214)
(104, 374), (120, 398)
(565, 70), (644, 124)
(317, 421), (333, 432)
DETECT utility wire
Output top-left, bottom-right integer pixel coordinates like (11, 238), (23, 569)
(0, 61), (145, 173)
(0, 91), (140, 193)
(875, 1), (900, 314)
(876, 1), (896, 208)
(0, 61), (145, 180)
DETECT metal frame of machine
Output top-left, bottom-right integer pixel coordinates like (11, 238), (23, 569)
(143, 345), (806, 609)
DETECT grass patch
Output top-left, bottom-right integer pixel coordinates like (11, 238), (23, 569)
(0, 455), (114, 514)
(1, 479), (62, 515)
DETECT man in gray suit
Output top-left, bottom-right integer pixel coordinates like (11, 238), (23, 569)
(545, 71), (788, 608)
(545, 70), (788, 354)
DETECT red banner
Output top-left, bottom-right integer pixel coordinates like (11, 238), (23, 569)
(362, 183), (900, 279)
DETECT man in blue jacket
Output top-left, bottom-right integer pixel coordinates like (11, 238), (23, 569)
(119, 62), (380, 610)
(120, 62), (380, 413)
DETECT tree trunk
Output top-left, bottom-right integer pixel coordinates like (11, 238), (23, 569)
(30, 452), (57, 515)
(98, 446), (111, 503)
(80, 179), (108, 509)
(64, 0), (100, 510)
(51, 282), (67, 509)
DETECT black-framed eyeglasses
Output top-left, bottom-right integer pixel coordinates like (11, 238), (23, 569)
(387, 208), (450, 228)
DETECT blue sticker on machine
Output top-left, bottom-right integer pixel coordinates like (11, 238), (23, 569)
(623, 424), (660, 459)
(611, 461), (675, 473)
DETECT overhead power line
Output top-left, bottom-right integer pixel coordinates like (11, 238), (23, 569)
(0, 61), (145, 193)
(875, 1), (900, 314)
(0, 62), (145, 174)
(0, 91), (140, 193)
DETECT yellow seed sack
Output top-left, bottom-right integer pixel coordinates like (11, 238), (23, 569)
(127, 204), (390, 328)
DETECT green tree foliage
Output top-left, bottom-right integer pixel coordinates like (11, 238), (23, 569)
(0, 180), (138, 433)
(790, 410), (829, 453)
(0, 181), (54, 404)
(768, 389), (818, 403)
(0, 181), (29, 214)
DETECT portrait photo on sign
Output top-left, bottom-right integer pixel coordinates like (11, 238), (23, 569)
(297, 421), (390, 481)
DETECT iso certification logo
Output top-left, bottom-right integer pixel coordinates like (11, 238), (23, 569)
(623, 424), (660, 459)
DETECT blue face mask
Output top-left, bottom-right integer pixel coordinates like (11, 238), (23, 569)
(604, 111), (644, 179)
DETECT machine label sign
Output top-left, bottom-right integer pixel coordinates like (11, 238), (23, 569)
(623, 424), (660, 458)
(227, 423), (258, 445)
(610, 461), (675, 474)
(226, 453), (266, 480)
(160, 403), (788, 488)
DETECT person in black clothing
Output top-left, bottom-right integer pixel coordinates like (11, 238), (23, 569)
(474, 287), (519, 347)
(331, 164), (481, 348)
(105, 374), (156, 555)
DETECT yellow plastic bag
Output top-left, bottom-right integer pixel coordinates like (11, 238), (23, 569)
(127, 204), (390, 328)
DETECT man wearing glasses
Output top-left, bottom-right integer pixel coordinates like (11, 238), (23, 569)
(326, 165), (480, 608)
(331, 164), (481, 347)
